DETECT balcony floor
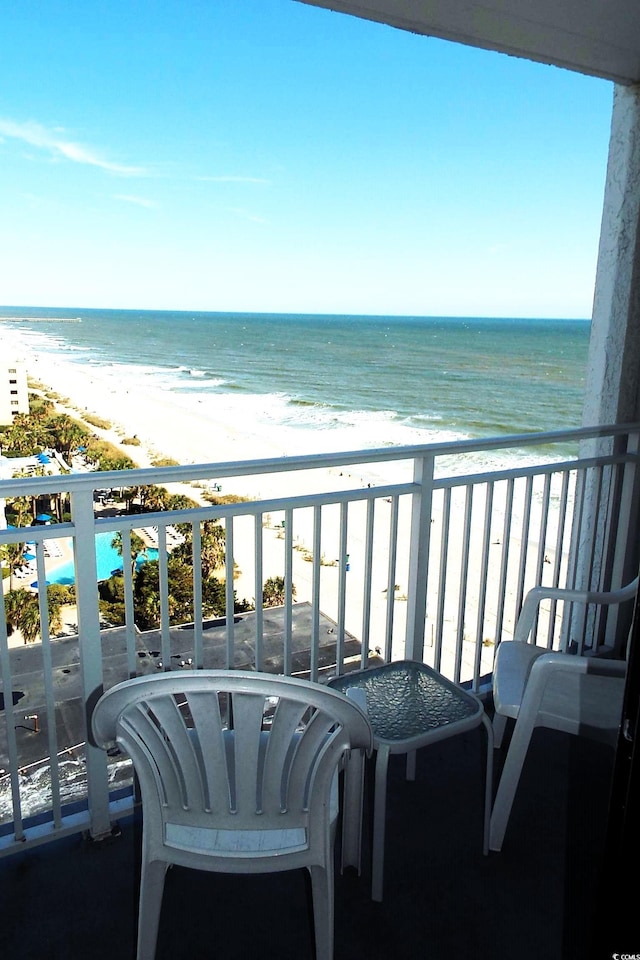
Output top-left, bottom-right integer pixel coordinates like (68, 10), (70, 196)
(0, 711), (614, 960)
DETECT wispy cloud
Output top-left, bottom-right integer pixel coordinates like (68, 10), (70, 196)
(114, 194), (158, 208)
(0, 117), (145, 176)
(229, 207), (267, 224)
(196, 175), (270, 184)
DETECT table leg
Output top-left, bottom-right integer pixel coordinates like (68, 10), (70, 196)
(481, 712), (493, 856)
(372, 744), (390, 902)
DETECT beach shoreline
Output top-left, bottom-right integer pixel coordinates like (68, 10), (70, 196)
(2, 321), (570, 676)
(4, 331), (415, 658)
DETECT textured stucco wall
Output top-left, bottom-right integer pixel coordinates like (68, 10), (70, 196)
(584, 84), (640, 428)
(575, 85), (640, 604)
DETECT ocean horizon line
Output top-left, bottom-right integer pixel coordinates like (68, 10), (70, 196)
(0, 305), (591, 325)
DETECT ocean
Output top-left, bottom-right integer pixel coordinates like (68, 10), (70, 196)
(0, 307), (590, 463)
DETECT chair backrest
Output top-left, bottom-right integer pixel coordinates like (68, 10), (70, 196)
(92, 670), (372, 841)
(513, 577), (639, 653)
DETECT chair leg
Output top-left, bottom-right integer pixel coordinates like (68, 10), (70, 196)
(489, 713), (537, 852)
(137, 857), (168, 960)
(309, 864), (334, 960)
(492, 713), (508, 750)
(341, 749), (365, 873)
(371, 746), (390, 902)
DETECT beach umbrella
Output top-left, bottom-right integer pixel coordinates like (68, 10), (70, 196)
(23, 552), (36, 561)
(31, 580), (51, 589)
(36, 513), (52, 521)
(37, 453), (51, 464)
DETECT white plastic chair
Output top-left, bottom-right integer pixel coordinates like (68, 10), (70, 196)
(490, 577), (637, 852)
(91, 670), (372, 960)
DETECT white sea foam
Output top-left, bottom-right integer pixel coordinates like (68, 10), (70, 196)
(1, 315), (582, 474)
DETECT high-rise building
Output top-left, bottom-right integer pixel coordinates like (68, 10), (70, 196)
(0, 359), (29, 425)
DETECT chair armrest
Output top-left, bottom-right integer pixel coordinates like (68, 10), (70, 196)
(529, 651), (627, 679)
(513, 577), (638, 644)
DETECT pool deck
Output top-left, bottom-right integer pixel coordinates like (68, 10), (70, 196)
(45, 535), (75, 579)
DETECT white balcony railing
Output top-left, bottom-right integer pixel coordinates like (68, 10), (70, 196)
(1, 423), (638, 852)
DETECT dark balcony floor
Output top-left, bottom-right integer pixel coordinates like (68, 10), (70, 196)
(0, 713), (615, 960)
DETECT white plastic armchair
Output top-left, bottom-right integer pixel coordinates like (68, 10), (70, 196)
(490, 577), (637, 852)
(91, 670), (372, 960)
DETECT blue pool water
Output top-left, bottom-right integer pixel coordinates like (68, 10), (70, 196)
(49, 531), (158, 585)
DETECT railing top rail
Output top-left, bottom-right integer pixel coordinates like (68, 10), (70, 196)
(1, 445), (634, 547)
(432, 450), (638, 490)
(91, 482), (417, 531)
(0, 422), (637, 498)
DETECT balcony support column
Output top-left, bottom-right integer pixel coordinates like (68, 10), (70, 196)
(405, 454), (434, 661)
(579, 84), (640, 605)
(585, 84), (640, 430)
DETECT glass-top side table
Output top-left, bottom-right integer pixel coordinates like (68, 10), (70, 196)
(329, 659), (493, 902)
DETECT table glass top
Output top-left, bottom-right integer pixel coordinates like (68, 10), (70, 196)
(329, 660), (480, 741)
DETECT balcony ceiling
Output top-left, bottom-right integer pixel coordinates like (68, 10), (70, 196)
(298, 0), (640, 84)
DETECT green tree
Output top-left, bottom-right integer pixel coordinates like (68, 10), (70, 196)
(166, 494), (199, 511)
(4, 584), (75, 643)
(172, 520), (226, 578)
(262, 576), (296, 608)
(47, 414), (87, 461)
(1, 541), (26, 591)
(6, 494), (34, 527)
(0, 415), (43, 455)
(140, 485), (171, 512)
(112, 530), (147, 575)
(46, 583), (75, 634)
(3, 589), (41, 643)
(98, 574), (126, 626)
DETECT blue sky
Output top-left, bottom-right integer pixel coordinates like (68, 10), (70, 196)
(0, 0), (613, 317)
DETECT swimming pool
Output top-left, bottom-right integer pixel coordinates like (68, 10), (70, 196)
(48, 531), (158, 585)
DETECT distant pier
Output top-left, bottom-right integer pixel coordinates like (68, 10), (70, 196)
(0, 317), (82, 323)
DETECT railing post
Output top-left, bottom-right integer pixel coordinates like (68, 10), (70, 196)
(601, 428), (640, 650)
(71, 487), (111, 838)
(404, 454), (435, 661)
(610, 429), (640, 587)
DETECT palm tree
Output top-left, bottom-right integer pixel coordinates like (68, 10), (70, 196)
(141, 485), (171, 512)
(3, 589), (40, 644)
(200, 521), (226, 578)
(112, 531), (147, 576)
(0, 415), (41, 455)
(6, 494), (34, 527)
(1, 542), (26, 591)
(19, 599), (42, 644)
(48, 414), (86, 461)
(46, 584), (73, 635)
(171, 520), (226, 579)
(3, 588), (28, 636)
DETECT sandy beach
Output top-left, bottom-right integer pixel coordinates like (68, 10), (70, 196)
(3, 328), (569, 679)
(3, 334), (417, 660)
